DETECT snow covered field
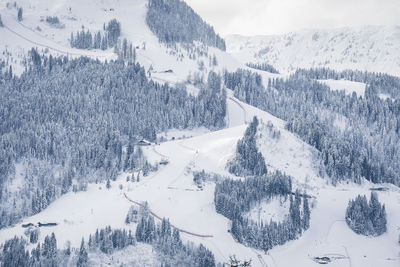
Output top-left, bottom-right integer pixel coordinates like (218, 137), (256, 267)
(0, 0), (399, 266)
(318, 79), (366, 97)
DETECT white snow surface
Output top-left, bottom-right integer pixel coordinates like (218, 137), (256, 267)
(88, 243), (159, 267)
(0, 1), (400, 267)
(319, 79), (366, 97)
(244, 197), (289, 225)
(226, 26), (400, 76)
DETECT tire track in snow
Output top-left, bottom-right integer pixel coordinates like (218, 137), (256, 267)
(3, 18), (112, 58)
(152, 144), (168, 159)
(228, 229), (270, 267)
(123, 193), (213, 238)
(228, 96), (248, 124)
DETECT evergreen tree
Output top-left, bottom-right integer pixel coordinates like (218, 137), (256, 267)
(302, 195), (310, 229)
(77, 238), (88, 267)
(17, 8), (23, 21)
(1, 237), (30, 267)
(106, 19), (121, 47)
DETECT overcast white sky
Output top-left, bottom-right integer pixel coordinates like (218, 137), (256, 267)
(184, 0), (400, 36)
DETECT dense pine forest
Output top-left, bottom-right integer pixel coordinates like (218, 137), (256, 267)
(146, 0), (226, 51)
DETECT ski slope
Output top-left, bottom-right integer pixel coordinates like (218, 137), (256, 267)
(0, 0), (399, 266)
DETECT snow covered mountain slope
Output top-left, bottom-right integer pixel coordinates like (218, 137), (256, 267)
(226, 26), (400, 76)
(1, 1), (400, 266)
(1, 91), (399, 267)
(0, 0), (245, 77)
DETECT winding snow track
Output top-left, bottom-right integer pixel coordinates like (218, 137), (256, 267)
(2, 14), (113, 59)
(123, 193), (213, 238)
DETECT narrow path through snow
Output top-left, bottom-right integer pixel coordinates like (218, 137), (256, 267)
(123, 193), (213, 238)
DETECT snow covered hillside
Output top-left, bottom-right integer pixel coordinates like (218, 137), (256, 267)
(1, 89), (399, 267)
(226, 26), (400, 76)
(1, 0), (400, 266)
(0, 0), (243, 77)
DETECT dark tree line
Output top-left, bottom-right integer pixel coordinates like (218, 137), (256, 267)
(246, 62), (279, 74)
(1, 233), (60, 267)
(215, 173), (310, 250)
(70, 19), (121, 50)
(0, 52), (226, 229)
(223, 68), (400, 186)
(0, 219), (216, 267)
(146, 0), (226, 51)
(135, 216), (215, 267)
(345, 192), (387, 236)
(227, 117), (267, 177)
(88, 226), (136, 254)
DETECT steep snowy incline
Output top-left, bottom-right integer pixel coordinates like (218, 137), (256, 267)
(226, 26), (400, 76)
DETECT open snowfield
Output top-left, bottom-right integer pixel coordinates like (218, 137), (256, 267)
(1, 0), (400, 266)
(318, 79), (366, 97)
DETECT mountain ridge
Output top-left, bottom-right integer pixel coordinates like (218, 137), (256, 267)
(226, 25), (400, 76)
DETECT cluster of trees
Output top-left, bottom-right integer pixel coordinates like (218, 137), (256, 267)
(45, 16), (63, 28)
(70, 19), (121, 50)
(295, 67), (400, 99)
(345, 192), (387, 236)
(246, 62), (279, 74)
(135, 215), (216, 267)
(130, 203), (216, 265)
(215, 173), (310, 250)
(115, 38), (137, 63)
(0, 53), (226, 229)
(45, 16), (60, 25)
(227, 117), (267, 177)
(146, 0), (226, 51)
(0, 233), (62, 267)
(223, 68), (400, 186)
(0, 14), (3, 27)
(215, 172), (292, 220)
(87, 226), (136, 255)
(232, 191), (310, 250)
(1, 217), (217, 267)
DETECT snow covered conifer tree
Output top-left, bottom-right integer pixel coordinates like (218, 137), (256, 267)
(17, 8), (23, 21)
(77, 238), (88, 267)
(302, 194), (310, 230)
